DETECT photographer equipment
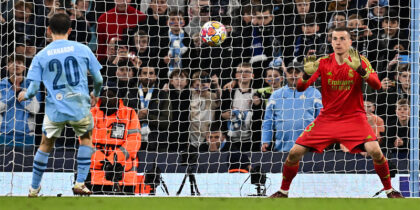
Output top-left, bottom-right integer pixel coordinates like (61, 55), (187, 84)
(176, 148), (200, 196)
(144, 163), (169, 195)
(250, 165), (267, 196)
(103, 154), (124, 193)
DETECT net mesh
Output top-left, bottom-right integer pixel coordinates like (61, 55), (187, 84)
(0, 0), (417, 197)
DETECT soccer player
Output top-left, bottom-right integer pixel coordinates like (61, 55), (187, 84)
(269, 27), (403, 198)
(17, 13), (103, 197)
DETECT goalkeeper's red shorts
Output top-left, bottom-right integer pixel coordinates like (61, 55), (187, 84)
(295, 113), (377, 154)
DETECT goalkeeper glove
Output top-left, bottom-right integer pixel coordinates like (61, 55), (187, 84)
(303, 55), (320, 75)
(344, 48), (369, 79)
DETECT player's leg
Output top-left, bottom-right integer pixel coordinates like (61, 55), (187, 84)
(270, 144), (309, 198)
(29, 135), (57, 197)
(29, 116), (63, 197)
(76, 131), (93, 185)
(71, 114), (94, 195)
(364, 141), (403, 198)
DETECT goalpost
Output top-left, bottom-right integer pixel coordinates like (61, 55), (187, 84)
(0, 0), (419, 197)
(409, 0), (419, 198)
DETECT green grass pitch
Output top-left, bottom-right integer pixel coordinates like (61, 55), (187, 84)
(1, 197), (419, 210)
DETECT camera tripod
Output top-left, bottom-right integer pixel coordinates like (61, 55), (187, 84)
(176, 165), (200, 196)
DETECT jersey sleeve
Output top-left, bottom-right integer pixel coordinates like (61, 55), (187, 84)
(87, 47), (102, 74)
(360, 55), (381, 90)
(297, 69), (321, 92)
(27, 55), (42, 82)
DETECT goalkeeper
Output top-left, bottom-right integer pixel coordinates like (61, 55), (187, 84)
(270, 27), (403, 198)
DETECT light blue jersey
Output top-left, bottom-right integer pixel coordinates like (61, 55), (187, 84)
(26, 39), (103, 122)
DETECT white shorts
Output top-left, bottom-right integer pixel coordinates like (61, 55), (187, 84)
(42, 113), (94, 139)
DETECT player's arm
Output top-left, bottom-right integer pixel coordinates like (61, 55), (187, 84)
(344, 49), (381, 90)
(87, 48), (104, 106)
(18, 56), (42, 102)
(297, 55), (321, 92)
(90, 69), (103, 97)
(17, 80), (40, 102)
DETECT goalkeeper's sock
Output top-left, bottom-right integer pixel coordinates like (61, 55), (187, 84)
(373, 156), (392, 190)
(280, 160), (299, 191)
(31, 150), (50, 189)
(76, 145), (93, 183)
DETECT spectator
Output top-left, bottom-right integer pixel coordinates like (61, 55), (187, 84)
(364, 100), (385, 143)
(109, 39), (142, 79)
(324, 26), (335, 54)
(110, 59), (138, 100)
(282, 0), (311, 65)
(377, 64), (410, 124)
(163, 69), (191, 152)
(160, 10), (191, 77)
(261, 62), (322, 152)
(13, 36), (36, 69)
(127, 66), (170, 151)
(140, 0), (169, 39)
(327, 0), (358, 15)
(364, 0), (388, 29)
(0, 54), (40, 147)
(232, 4), (281, 88)
(185, 0), (211, 36)
(221, 63), (258, 152)
(99, 36), (121, 66)
(130, 30), (158, 67)
(254, 64), (285, 109)
(3, 1), (41, 53)
(290, 14), (326, 63)
(251, 64), (285, 151)
(378, 10), (409, 75)
(200, 123), (227, 152)
(328, 12), (347, 29)
(347, 14), (385, 75)
(382, 98), (410, 160)
(189, 71), (220, 149)
(97, 0), (146, 60)
(88, 82), (142, 194)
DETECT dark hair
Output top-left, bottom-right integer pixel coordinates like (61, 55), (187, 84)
(335, 12), (347, 18)
(252, 4), (273, 15)
(332, 27), (352, 37)
(397, 64), (410, 73)
(135, 30), (147, 37)
(49, 13), (71, 35)
(168, 10), (184, 17)
(169, 69), (188, 79)
(117, 59), (132, 68)
(397, 98), (409, 106)
(15, 0), (33, 12)
(383, 9), (399, 23)
(7, 54), (25, 64)
(264, 67), (282, 77)
(304, 14), (317, 26)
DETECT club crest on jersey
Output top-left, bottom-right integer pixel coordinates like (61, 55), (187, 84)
(56, 93), (63, 101)
(348, 69), (354, 78)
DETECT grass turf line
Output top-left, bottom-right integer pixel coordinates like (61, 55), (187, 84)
(0, 197), (418, 210)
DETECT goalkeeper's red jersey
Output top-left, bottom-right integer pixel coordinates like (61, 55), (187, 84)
(297, 53), (381, 118)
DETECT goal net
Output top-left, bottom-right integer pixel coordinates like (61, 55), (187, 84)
(0, 0), (418, 197)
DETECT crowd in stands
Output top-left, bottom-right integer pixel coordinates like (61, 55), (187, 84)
(0, 0), (412, 165)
